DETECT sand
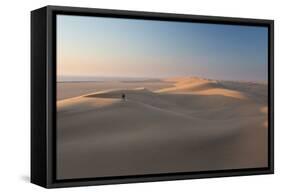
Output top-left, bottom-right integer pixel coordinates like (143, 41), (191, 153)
(57, 80), (173, 100)
(56, 77), (268, 179)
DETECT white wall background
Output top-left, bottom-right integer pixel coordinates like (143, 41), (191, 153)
(0, 0), (279, 193)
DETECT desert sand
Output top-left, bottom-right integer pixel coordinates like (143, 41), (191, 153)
(57, 77), (268, 179)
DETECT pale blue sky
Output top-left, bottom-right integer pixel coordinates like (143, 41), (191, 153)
(57, 15), (268, 81)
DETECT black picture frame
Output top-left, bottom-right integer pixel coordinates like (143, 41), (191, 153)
(31, 5), (274, 188)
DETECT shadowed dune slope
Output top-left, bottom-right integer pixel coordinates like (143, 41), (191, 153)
(56, 77), (268, 179)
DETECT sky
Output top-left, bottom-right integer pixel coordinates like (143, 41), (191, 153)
(57, 15), (268, 81)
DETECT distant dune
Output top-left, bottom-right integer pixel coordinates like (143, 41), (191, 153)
(57, 77), (268, 179)
(57, 80), (173, 100)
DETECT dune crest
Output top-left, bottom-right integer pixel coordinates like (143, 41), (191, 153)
(57, 95), (120, 111)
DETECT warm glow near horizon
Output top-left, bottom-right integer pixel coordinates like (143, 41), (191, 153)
(57, 15), (268, 81)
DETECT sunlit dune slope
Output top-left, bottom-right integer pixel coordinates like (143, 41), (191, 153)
(157, 77), (246, 99)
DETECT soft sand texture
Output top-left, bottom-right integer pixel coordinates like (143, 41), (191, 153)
(57, 77), (268, 179)
(57, 80), (173, 100)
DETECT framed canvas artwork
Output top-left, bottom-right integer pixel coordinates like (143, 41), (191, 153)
(31, 5), (274, 188)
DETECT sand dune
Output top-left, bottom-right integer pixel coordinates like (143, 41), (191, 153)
(157, 77), (247, 99)
(57, 80), (173, 100)
(57, 77), (268, 179)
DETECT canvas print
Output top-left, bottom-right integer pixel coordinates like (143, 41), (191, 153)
(56, 15), (268, 180)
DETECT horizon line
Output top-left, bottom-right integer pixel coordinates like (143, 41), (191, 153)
(57, 75), (268, 83)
